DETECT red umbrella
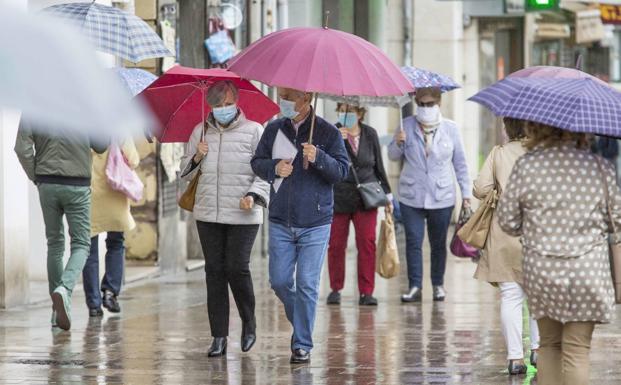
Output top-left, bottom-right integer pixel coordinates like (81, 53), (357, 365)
(140, 66), (280, 143)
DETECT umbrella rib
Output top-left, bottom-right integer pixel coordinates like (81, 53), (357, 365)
(159, 85), (202, 139)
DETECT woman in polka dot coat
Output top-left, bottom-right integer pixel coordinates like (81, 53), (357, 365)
(497, 122), (619, 385)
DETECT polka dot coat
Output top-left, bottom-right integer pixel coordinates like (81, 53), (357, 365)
(497, 145), (618, 324)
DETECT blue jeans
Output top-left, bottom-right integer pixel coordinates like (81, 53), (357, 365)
(392, 198), (403, 225)
(82, 232), (125, 309)
(400, 203), (453, 289)
(268, 222), (331, 352)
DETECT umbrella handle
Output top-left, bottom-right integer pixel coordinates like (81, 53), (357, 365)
(303, 93), (318, 170)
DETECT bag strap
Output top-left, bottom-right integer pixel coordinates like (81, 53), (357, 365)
(342, 137), (362, 186)
(595, 155), (617, 235)
(349, 160), (362, 186)
(491, 145), (501, 194)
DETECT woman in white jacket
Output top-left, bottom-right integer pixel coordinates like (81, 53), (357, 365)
(179, 80), (269, 357)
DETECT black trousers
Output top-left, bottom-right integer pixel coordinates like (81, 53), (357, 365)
(196, 221), (260, 338)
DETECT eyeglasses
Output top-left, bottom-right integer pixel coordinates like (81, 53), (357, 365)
(415, 100), (437, 107)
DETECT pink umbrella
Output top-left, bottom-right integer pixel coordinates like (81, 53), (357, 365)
(228, 27), (413, 96)
(140, 66), (280, 143)
(228, 26), (413, 166)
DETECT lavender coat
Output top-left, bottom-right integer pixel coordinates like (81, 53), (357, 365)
(388, 116), (471, 209)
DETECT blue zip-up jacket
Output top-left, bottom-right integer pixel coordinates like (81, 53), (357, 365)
(251, 113), (349, 228)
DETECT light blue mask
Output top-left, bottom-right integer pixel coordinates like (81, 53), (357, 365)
(212, 104), (238, 125)
(338, 112), (358, 128)
(279, 99), (298, 119)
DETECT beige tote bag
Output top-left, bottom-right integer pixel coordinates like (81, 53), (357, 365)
(376, 213), (400, 279)
(457, 149), (500, 249)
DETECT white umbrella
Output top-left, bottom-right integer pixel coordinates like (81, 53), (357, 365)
(320, 93), (411, 132)
(0, 7), (151, 141)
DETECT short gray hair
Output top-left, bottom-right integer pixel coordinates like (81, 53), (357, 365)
(206, 80), (239, 106)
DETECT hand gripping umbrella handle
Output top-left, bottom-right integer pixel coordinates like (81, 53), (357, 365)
(303, 93), (318, 170)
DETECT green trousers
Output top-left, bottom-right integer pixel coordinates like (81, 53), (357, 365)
(38, 183), (91, 295)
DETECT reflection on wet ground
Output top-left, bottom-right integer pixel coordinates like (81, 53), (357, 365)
(1, 233), (621, 384)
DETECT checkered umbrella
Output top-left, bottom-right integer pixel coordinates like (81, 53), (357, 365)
(469, 76), (621, 137)
(401, 66), (460, 93)
(43, 2), (172, 63)
(114, 68), (157, 96)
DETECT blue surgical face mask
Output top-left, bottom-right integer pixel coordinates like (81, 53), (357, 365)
(279, 99), (298, 119)
(212, 104), (238, 125)
(338, 112), (358, 128)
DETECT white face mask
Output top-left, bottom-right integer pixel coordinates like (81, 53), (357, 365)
(416, 105), (441, 126)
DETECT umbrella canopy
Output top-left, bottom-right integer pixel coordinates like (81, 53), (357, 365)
(43, 2), (172, 63)
(319, 94), (410, 108)
(114, 68), (157, 96)
(508, 65), (608, 84)
(469, 70), (621, 137)
(227, 27), (414, 97)
(401, 66), (460, 93)
(140, 66), (280, 143)
(0, 7), (149, 140)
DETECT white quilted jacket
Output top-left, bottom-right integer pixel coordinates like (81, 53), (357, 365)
(180, 112), (269, 225)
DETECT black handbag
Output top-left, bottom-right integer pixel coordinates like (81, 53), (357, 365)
(349, 163), (388, 210)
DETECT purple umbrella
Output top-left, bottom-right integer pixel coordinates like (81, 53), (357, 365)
(469, 70), (621, 137)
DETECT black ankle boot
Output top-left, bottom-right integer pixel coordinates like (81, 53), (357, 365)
(208, 337), (227, 357)
(508, 360), (527, 375)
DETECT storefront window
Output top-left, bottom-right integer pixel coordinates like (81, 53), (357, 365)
(610, 29), (621, 82)
(585, 44), (610, 82)
(533, 40), (561, 66)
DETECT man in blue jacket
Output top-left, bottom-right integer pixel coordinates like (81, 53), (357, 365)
(252, 87), (348, 364)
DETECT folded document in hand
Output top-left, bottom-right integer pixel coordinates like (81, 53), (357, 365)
(272, 129), (297, 193)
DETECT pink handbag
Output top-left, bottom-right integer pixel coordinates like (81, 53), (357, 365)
(105, 144), (143, 202)
(450, 206), (479, 258)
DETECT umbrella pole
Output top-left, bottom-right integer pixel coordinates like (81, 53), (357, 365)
(201, 87), (206, 142)
(303, 92), (318, 170)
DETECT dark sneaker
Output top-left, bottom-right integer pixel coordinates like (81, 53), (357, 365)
(433, 286), (446, 302)
(290, 348), (311, 364)
(401, 287), (422, 303)
(102, 291), (121, 313)
(358, 294), (378, 306)
(326, 291), (341, 305)
(89, 308), (104, 317)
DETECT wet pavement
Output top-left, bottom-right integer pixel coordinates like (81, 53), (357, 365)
(2, 231), (621, 384)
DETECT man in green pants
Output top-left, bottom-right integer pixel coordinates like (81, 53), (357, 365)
(14, 120), (107, 331)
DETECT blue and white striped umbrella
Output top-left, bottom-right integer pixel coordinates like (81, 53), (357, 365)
(114, 68), (157, 96)
(44, 2), (172, 63)
(469, 77), (621, 137)
(401, 66), (460, 93)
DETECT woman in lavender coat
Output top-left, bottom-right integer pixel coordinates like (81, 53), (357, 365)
(388, 87), (471, 303)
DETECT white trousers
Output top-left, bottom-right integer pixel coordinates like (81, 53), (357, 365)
(499, 282), (540, 360)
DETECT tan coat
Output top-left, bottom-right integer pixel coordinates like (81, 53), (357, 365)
(473, 141), (525, 284)
(90, 140), (140, 237)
